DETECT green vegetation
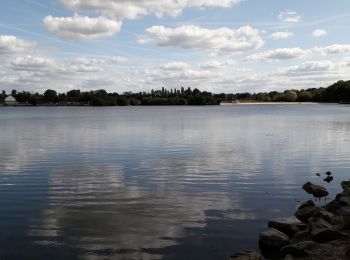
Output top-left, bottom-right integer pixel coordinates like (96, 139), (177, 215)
(1, 80), (350, 106)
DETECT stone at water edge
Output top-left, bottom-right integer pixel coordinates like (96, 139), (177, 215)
(341, 180), (350, 193)
(311, 229), (345, 243)
(268, 217), (306, 237)
(279, 241), (320, 257)
(302, 182), (329, 198)
(229, 250), (261, 260)
(324, 199), (342, 214)
(298, 200), (315, 210)
(259, 228), (290, 256)
(295, 206), (321, 223)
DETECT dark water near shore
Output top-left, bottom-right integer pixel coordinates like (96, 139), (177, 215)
(1, 105), (350, 260)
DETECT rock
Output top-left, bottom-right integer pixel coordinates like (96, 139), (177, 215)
(335, 206), (350, 217)
(309, 218), (333, 231)
(279, 241), (319, 257)
(298, 200), (315, 210)
(324, 176), (334, 183)
(341, 180), (350, 194)
(311, 229), (344, 243)
(316, 173), (321, 177)
(315, 208), (335, 223)
(290, 230), (312, 244)
(284, 255), (294, 260)
(259, 228), (290, 256)
(295, 206), (321, 223)
(338, 195), (350, 206)
(324, 200), (342, 214)
(229, 250), (261, 260)
(302, 182), (329, 198)
(268, 217), (306, 237)
(325, 171), (332, 176)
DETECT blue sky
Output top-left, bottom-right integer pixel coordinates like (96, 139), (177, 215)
(1, 0), (350, 93)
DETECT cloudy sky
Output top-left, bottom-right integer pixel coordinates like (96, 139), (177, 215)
(1, 0), (350, 94)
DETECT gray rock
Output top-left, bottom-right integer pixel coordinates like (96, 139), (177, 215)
(308, 218), (333, 231)
(315, 208), (335, 223)
(336, 206), (350, 217)
(290, 230), (312, 244)
(279, 241), (319, 257)
(338, 195), (350, 206)
(341, 180), (350, 194)
(295, 206), (321, 223)
(298, 200), (315, 210)
(324, 200), (342, 214)
(302, 182), (329, 198)
(311, 228), (344, 243)
(229, 250), (261, 260)
(268, 217), (306, 237)
(259, 228), (290, 256)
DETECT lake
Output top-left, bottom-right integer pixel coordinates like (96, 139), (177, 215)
(0, 105), (350, 260)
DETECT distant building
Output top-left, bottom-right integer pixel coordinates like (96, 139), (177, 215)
(5, 95), (17, 105)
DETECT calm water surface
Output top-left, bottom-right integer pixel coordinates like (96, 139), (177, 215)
(0, 105), (350, 259)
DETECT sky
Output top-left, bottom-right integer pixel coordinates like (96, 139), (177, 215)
(1, 0), (350, 94)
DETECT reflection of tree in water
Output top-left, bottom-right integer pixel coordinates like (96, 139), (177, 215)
(29, 162), (255, 260)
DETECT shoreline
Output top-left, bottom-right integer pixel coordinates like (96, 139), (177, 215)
(230, 179), (350, 260)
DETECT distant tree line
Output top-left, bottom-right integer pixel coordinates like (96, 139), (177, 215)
(1, 80), (350, 106)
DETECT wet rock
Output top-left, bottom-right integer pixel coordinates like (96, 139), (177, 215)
(295, 206), (321, 223)
(311, 229), (344, 243)
(302, 182), (329, 198)
(298, 200), (315, 210)
(229, 250), (261, 260)
(290, 230), (312, 244)
(324, 200), (342, 214)
(259, 228), (289, 256)
(268, 217), (306, 237)
(316, 173), (321, 177)
(279, 241), (319, 257)
(324, 175), (334, 183)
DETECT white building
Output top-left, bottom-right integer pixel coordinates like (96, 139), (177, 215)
(5, 95), (17, 105)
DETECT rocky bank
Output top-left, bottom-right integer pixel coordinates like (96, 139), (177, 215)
(229, 180), (350, 260)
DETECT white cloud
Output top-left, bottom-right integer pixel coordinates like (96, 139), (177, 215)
(312, 29), (327, 37)
(277, 61), (338, 75)
(245, 44), (350, 62)
(278, 11), (301, 23)
(43, 14), (122, 40)
(244, 48), (306, 62)
(270, 31), (294, 40)
(59, 0), (241, 20)
(138, 25), (264, 55)
(0, 35), (35, 54)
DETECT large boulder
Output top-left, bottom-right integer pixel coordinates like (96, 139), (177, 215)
(268, 217), (306, 237)
(315, 208), (335, 223)
(279, 241), (319, 257)
(298, 200), (315, 210)
(290, 230), (312, 244)
(229, 250), (261, 260)
(302, 182), (329, 198)
(341, 180), (350, 194)
(295, 206), (321, 223)
(338, 195), (350, 206)
(259, 228), (289, 256)
(311, 228), (344, 243)
(324, 200), (342, 213)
